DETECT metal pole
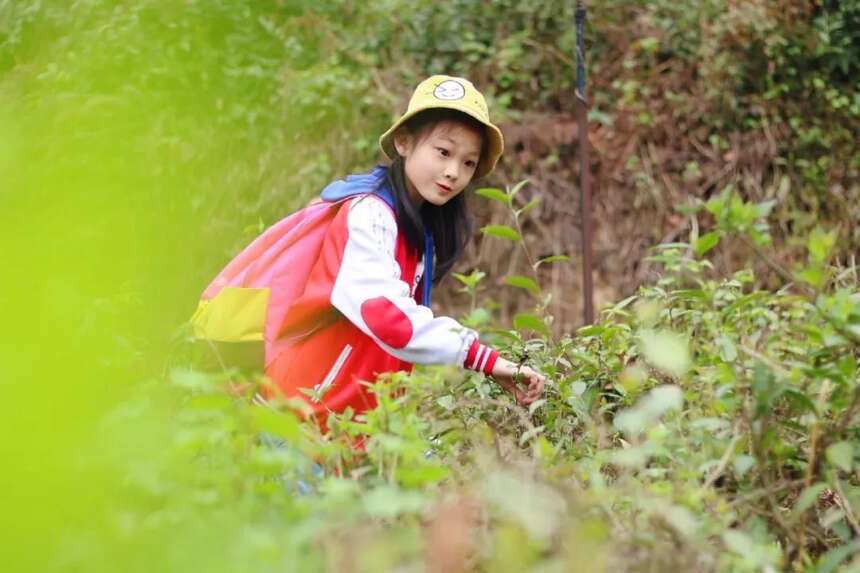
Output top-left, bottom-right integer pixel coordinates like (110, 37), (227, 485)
(575, 0), (594, 325)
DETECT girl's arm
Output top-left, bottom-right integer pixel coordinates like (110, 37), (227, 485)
(329, 196), (497, 375)
(328, 195), (545, 404)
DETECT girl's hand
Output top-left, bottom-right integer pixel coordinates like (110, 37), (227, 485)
(490, 357), (545, 405)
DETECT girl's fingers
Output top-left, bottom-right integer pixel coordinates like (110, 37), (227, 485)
(512, 387), (527, 404)
(497, 378), (526, 403)
(494, 364), (546, 405)
(522, 369), (545, 402)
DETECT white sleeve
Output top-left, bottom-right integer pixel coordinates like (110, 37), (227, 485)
(330, 196), (478, 366)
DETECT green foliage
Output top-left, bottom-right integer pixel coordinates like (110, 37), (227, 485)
(3, 1), (860, 571)
(80, 218), (857, 571)
(703, 185), (775, 245)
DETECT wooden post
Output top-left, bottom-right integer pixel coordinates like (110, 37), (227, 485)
(575, 0), (594, 325)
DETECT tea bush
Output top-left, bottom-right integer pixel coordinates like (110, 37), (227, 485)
(42, 187), (855, 573)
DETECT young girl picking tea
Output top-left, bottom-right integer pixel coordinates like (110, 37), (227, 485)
(193, 75), (545, 423)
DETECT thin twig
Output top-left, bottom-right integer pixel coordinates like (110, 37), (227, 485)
(703, 424), (743, 489)
(833, 478), (860, 538)
(799, 379), (833, 545)
(739, 235), (802, 292)
(738, 344), (789, 377)
(726, 479), (804, 509)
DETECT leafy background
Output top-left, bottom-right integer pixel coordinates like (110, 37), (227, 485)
(1, 0), (858, 571)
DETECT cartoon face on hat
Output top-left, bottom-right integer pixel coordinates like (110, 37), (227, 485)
(433, 80), (465, 101)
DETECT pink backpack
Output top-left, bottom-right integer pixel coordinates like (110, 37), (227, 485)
(190, 167), (414, 370)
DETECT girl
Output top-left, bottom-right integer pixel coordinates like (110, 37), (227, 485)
(196, 75), (545, 421)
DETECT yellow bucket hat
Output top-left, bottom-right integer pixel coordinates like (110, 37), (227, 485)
(379, 75), (504, 180)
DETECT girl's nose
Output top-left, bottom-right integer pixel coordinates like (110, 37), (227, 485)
(444, 162), (459, 181)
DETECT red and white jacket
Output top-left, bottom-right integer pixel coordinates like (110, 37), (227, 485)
(262, 169), (498, 417)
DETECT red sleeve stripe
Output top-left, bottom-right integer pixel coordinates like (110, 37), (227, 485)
(464, 339), (499, 375)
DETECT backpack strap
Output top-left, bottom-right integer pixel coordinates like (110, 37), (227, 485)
(319, 164), (390, 204)
(421, 226), (434, 307)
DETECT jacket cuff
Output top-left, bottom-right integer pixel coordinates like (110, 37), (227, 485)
(464, 339), (499, 375)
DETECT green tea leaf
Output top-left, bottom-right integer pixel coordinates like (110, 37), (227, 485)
(693, 231), (720, 257)
(673, 289), (708, 301)
(395, 464), (450, 487)
(452, 269), (486, 288)
(722, 529), (755, 557)
(717, 335), (738, 362)
(756, 199), (776, 217)
(462, 307), (490, 327)
(808, 226), (837, 264)
(826, 441), (854, 472)
(639, 329), (691, 377)
(791, 483), (828, 521)
(436, 395), (455, 411)
(534, 254), (570, 269)
(614, 385), (683, 435)
(577, 324), (605, 337)
(733, 454), (756, 478)
(796, 265), (825, 289)
(248, 405), (300, 442)
(481, 224), (520, 242)
(518, 424), (545, 446)
(504, 275), (540, 295)
(661, 504), (699, 537)
(528, 399), (546, 415)
(475, 187), (510, 205)
(815, 540), (860, 573)
(517, 197), (540, 216)
(513, 312), (548, 335)
(509, 179), (529, 198)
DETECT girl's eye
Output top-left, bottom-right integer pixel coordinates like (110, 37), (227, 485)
(465, 160), (476, 168)
(436, 147), (449, 157)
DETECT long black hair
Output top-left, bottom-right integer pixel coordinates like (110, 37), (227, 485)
(383, 108), (486, 283)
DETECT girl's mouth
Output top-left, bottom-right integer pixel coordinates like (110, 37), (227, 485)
(435, 183), (452, 194)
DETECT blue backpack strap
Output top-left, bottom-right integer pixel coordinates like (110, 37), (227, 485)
(374, 178), (396, 211)
(319, 164), (391, 204)
(421, 227), (434, 306)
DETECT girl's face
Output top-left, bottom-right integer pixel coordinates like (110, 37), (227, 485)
(394, 120), (483, 206)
